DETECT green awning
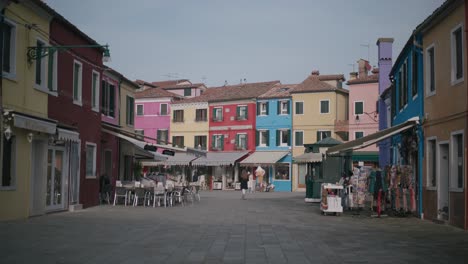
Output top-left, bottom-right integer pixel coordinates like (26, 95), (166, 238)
(352, 151), (379, 162)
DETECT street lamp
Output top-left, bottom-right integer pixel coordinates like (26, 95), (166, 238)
(27, 44), (111, 64)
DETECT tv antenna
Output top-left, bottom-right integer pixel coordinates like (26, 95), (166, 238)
(360, 43), (370, 62)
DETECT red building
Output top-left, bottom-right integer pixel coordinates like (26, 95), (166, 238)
(48, 12), (106, 210)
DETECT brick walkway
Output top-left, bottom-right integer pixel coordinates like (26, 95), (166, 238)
(1, 191), (467, 263)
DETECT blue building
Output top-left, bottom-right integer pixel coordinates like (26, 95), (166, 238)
(240, 83), (293, 192)
(389, 33), (424, 216)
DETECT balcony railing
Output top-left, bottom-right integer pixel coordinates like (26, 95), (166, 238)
(334, 119), (349, 132)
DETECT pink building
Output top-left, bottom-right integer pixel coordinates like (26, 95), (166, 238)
(134, 81), (182, 144)
(152, 79), (207, 98)
(346, 59), (380, 164)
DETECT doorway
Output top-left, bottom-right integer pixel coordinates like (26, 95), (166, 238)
(46, 147), (66, 211)
(437, 143), (449, 221)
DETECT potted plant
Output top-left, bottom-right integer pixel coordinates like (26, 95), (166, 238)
(133, 160), (143, 181)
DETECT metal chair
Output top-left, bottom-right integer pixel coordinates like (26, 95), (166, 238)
(113, 187), (128, 206)
(153, 184), (166, 207)
(133, 187), (146, 206)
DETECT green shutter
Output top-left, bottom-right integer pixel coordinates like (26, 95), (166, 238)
(47, 52), (54, 91)
(276, 130), (280, 146)
(212, 108), (216, 121)
(235, 134), (239, 148)
(266, 102), (269, 115)
(236, 106), (240, 119)
(277, 101), (280, 115)
(212, 135), (216, 149)
(245, 135), (248, 149)
(172, 136), (176, 147)
(181, 137), (184, 147)
(109, 84), (115, 117)
(287, 101), (290, 114)
(221, 135), (224, 150)
(35, 42), (43, 85)
(257, 103), (260, 115)
(73, 63), (79, 100)
(245, 106), (248, 120)
(256, 131), (259, 146)
(287, 129), (291, 146)
(101, 80), (106, 114)
(157, 130), (161, 143)
(317, 131), (320, 142)
(266, 130), (270, 146)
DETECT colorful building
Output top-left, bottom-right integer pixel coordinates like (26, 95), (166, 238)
(419, 0), (466, 229)
(240, 83), (295, 192)
(291, 71), (347, 191)
(152, 79), (207, 98)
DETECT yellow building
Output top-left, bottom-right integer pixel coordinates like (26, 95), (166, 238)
(1, 1), (57, 220)
(420, 0), (467, 229)
(290, 71), (348, 191)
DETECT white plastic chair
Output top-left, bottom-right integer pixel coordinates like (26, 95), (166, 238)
(153, 183), (166, 207)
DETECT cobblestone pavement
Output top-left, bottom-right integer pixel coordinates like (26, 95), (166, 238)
(1, 191), (468, 264)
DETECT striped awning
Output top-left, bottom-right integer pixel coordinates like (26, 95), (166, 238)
(192, 151), (249, 166)
(239, 151), (289, 165)
(293, 152), (323, 163)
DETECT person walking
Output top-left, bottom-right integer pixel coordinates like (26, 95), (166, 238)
(240, 169), (249, 200)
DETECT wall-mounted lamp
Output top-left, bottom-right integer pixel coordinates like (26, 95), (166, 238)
(4, 126), (12, 141)
(27, 132), (33, 143)
(27, 44), (111, 64)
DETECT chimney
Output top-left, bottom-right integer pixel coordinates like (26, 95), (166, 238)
(357, 59), (370, 79)
(349, 72), (358, 80)
(376, 38), (394, 95)
(311, 70), (320, 76)
(371, 67), (379, 74)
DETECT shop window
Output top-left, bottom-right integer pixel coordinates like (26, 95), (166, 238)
(275, 164), (290, 180)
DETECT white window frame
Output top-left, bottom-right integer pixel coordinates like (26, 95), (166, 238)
(214, 107), (223, 121)
(260, 102), (267, 116)
(354, 101), (364, 115)
(72, 60), (83, 106)
(160, 103), (168, 116)
(354, 131), (364, 140)
(426, 137), (437, 190)
(451, 23), (464, 85)
(259, 130), (268, 147)
(320, 100), (330, 114)
(85, 142), (97, 179)
(280, 101), (288, 115)
(136, 104), (144, 116)
(213, 134), (223, 150)
(2, 18), (17, 80)
(279, 130), (289, 147)
(237, 105), (248, 120)
(294, 130), (304, 147)
(91, 70), (100, 112)
(295, 101), (304, 115)
(236, 133), (247, 149)
(450, 130), (464, 192)
(317, 130), (331, 141)
(0, 136), (16, 190)
(425, 43), (436, 97)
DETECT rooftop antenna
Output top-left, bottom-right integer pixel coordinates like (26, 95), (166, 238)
(360, 43), (370, 62)
(348, 63), (355, 72)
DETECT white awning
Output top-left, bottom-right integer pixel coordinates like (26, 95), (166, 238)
(239, 151), (289, 165)
(293, 152), (323, 163)
(192, 151), (249, 166)
(57, 128), (79, 142)
(13, 112), (56, 134)
(141, 152), (200, 166)
(326, 117), (419, 155)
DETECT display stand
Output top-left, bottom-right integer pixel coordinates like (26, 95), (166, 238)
(320, 183), (343, 216)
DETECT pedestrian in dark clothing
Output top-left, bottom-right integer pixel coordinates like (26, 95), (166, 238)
(240, 169), (249, 200)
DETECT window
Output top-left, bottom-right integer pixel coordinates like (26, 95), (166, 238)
(295, 131), (304, 146)
(35, 39), (46, 87)
(91, 71), (100, 111)
(398, 71), (403, 110)
(295, 101), (304, 115)
(194, 135), (207, 150)
(101, 80), (116, 117)
(1, 136), (15, 189)
(212, 107), (223, 121)
(278, 101), (289, 115)
(355, 131), (364, 139)
(173, 110), (184, 122)
(85, 142), (97, 178)
(257, 102), (268, 116)
(426, 45), (436, 96)
(354, 101), (363, 115)
(257, 130), (269, 147)
(126, 96), (134, 126)
(402, 61), (408, 107)
(320, 100), (329, 114)
(412, 51), (418, 98)
(212, 134), (224, 150)
(274, 164), (290, 180)
(276, 129), (290, 146)
(157, 129), (168, 144)
(195, 109), (207, 121)
(160, 104), (168, 115)
(2, 19), (16, 78)
(46, 50), (58, 92)
(236, 105), (248, 120)
(235, 134), (248, 150)
(184, 88), (192, 96)
(172, 136), (184, 147)
(136, 105), (144, 116)
(135, 129), (144, 135)
(451, 133), (464, 190)
(427, 139), (436, 188)
(73, 60), (83, 104)
(451, 25), (464, 83)
(316, 131), (331, 141)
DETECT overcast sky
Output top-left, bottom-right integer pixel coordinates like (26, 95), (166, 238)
(44, 0), (445, 87)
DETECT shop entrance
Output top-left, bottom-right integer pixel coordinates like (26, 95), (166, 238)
(438, 143), (449, 221)
(46, 147), (66, 211)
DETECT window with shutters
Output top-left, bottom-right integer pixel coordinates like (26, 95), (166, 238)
(354, 101), (363, 115)
(235, 133), (247, 150)
(316, 131), (331, 141)
(412, 51), (418, 98)
(160, 104), (168, 115)
(277, 129), (290, 147)
(258, 102), (268, 116)
(2, 19), (16, 79)
(295, 131), (304, 146)
(173, 110), (184, 122)
(126, 96), (134, 126)
(194, 135), (207, 150)
(279, 101), (289, 115)
(157, 129), (168, 144)
(91, 71), (100, 111)
(295, 101), (303, 115)
(213, 107), (223, 121)
(236, 105), (248, 120)
(172, 136), (184, 147)
(212, 134), (224, 150)
(320, 100), (329, 114)
(257, 130), (269, 147)
(72, 60), (83, 105)
(451, 24), (464, 84)
(195, 109), (207, 121)
(101, 80), (116, 117)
